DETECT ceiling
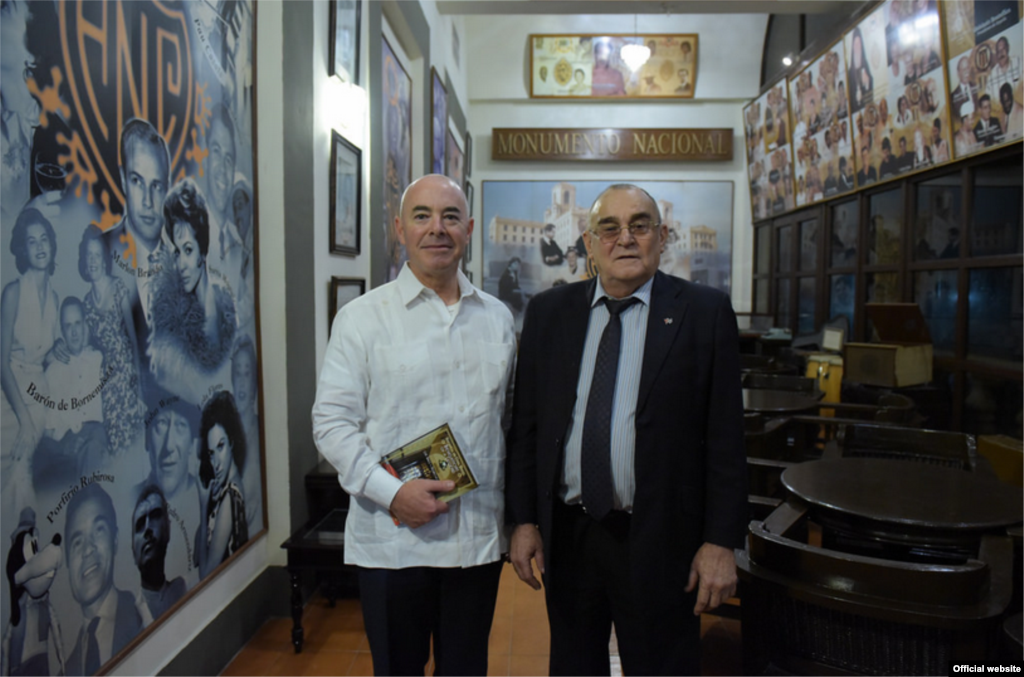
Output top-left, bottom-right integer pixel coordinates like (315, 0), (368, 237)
(436, 1), (865, 15)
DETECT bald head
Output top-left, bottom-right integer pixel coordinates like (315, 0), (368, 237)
(400, 174), (468, 219)
(588, 184), (661, 232)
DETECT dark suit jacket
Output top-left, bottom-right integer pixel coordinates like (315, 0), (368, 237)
(67, 589), (143, 676)
(506, 271), (747, 611)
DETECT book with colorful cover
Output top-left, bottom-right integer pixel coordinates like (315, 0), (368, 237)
(380, 423), (478, 504)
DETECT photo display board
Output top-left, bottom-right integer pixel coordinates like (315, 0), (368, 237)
(744, 84), (796, 221)
(845, 0), (951, 186)
(789, 42), (857, 206)
(530, 34), (699, 99)
(942, 0), (1024, 158)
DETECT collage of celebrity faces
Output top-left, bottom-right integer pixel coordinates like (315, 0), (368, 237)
(943, 1), (1023, 158)
(846, 1), (952, 189)
(790, 44), (855, 206)
(745, 84), (795, 220)
(1, 3), (261, 674)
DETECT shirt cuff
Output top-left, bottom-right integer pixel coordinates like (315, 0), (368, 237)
(363, 465), (405, 510)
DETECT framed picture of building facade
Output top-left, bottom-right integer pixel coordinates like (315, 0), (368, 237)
(382, 35), (413, 282)
(329, 0), (361, 84)
(330, 131), (361, 255)
(530, 34), (698, 99)
(0, 2), (263, 674)
(482, 180), (733, 333)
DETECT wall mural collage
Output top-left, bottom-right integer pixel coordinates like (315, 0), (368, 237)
(1, 1), (261, 674)
(745, 0), (1023, 219)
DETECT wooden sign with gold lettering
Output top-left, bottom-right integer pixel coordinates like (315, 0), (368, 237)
(492, 128), (732, 161)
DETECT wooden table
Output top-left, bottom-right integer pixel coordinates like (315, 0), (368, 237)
(280, 509), (354, 653)
(743, 388), (822, 415)
(782, 458), (1024, 557)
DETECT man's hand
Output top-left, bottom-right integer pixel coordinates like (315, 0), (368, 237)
(389, 479), (453, 528)
(685, 542), (737, 615)
(509, 523), (545, 590)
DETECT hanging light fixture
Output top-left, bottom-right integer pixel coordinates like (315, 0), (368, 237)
(620, 14), (651, 71)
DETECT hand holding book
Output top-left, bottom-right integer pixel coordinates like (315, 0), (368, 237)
(381, 423), (478, 527)
(389, 479), (453, 528)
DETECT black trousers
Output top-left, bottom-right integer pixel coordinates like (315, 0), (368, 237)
(358, 561), (503, 676)
(545, 501), (701, 676)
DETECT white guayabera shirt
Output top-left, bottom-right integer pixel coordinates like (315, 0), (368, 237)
(312, 263), (516, 568)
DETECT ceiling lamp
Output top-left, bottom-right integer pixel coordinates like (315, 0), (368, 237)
(620, 15), (651, 71)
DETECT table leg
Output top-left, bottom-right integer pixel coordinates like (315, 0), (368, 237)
(289, 569), (304, 653)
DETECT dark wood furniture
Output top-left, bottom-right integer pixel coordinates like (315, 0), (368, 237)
(743, 388), (823, 415)
(782, 458), (1023, 561)
(280, 461), (356, 653)
(738, 498), (1015, 675)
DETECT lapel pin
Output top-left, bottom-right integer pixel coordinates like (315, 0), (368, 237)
(664, 318), (673, 325)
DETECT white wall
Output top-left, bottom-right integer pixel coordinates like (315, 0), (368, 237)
(464, 13), (769, 312)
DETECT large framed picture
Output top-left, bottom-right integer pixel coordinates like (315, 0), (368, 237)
(329, 277), (366, 336)
(941, 0), (1023, 158)
(329, 0), (361, 84)
(431, 68), (448, 175)
(381, 36), (412, 283)
(446, 129), (465, 189)
(482, 180), (733, 333)
(330, 131), (362, 255)
(0, 2), (263, 674)
(530, 34), (698, 99)
(744, 83), (796, 221)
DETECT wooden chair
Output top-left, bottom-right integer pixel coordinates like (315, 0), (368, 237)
(738, 500), (1014, 675)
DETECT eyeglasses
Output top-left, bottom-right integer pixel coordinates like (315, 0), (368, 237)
(591, 221), (660, 244)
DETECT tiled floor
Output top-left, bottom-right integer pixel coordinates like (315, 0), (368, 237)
(221, 564), (742, 676)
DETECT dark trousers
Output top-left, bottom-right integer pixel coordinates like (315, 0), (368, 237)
(546, 502), (701, 676)
(358, 561), (503, 676)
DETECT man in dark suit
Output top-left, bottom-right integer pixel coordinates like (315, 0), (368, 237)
(856, 145), (877, 186)
(506, 184), (747, 676)
(972, 94), (1004, 147)
(65, 483), (143, 675)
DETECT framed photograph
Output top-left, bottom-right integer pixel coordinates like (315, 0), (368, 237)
(330, 131), (361, 255)
(329, 0), (361, 84)
(530, 34), (698, 99)
(381, 36), (412, 283)
(329, 277), (366, 336)
(431, 68), (448, 175)
(465, 132), (473, 179)
(446, 129), (465, 189)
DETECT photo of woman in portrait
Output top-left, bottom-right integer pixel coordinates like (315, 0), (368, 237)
(195, 390), (248, 576)
(79, 224), (145, 456)
(148, 179), (237, 404)
(1, 209), (61, 511)
(848, 27), (874, 114)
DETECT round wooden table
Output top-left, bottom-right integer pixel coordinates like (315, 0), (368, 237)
(782, 458), (1024, 556)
